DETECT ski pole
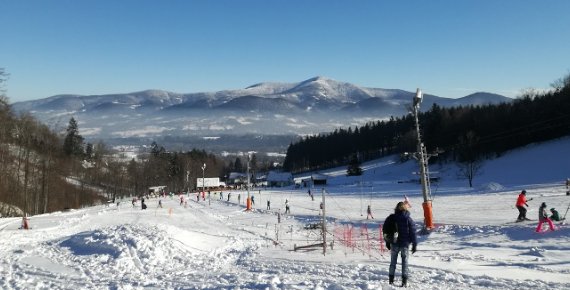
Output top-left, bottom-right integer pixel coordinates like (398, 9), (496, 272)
(562, 202), (570, 220)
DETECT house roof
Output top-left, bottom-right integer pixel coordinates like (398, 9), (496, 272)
(228, 172), (247, 179)
(311, 173), (328, 180)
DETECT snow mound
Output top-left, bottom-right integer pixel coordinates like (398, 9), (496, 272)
(478, 182), (505, 192)
(522, 247), (545, 258)
(0, 201), (24, 217)
(58, 224), (180, 269)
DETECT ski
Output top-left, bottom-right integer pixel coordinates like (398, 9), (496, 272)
(506, 219), (534, 224)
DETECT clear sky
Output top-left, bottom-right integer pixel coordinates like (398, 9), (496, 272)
(1, 0), (569, 102)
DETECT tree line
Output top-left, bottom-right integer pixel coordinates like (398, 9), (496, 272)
(283, 73), (570, 174)
(0, 69), (103, 215)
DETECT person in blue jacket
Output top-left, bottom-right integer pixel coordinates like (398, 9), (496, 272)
(384, 201), (417, 287)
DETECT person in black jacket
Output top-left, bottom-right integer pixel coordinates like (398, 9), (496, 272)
(385, 201), (417, 287)
(535, 202), (555, 232)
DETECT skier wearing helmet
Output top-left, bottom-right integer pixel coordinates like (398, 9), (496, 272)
(515, 190), (532, 221)
(535, 202), (555, 232)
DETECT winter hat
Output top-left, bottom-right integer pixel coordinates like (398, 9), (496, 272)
(522, 190), (526, 194)
(550, 208), (556, 211)
(541, 202), (546, 207)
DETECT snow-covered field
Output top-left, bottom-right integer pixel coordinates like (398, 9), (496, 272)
(1, 138), (570, 289)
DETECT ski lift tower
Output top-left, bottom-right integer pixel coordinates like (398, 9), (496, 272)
(201, 163), (208, 206)
(412, 88), (435, 230)
(246, 153), (252, 211)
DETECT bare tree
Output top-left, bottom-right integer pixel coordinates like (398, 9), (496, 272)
(550, 72), (570, 92)
(456, 131), (484, 187)
(0, 68), (9, 109)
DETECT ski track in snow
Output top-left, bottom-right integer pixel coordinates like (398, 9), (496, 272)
(2, 138), (570, 289)
(1, 186), (569, 290)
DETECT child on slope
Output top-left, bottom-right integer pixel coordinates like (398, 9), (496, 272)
(550, 208), (564, 221)
(535, 202), (555, 232)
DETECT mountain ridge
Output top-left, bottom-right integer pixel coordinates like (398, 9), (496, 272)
(11, 77), (513, 148)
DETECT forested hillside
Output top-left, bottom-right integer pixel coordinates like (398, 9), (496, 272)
(0, 70), (102, 216)
(283, 74), (570, 173)
(0, 103), (230, 217)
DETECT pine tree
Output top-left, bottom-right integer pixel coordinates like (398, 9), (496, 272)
(250, 154), (258, 172)
(85, 143), (94, 161)
(63, 117), (84, 157)
(346, 153), (363, 176)
(234, 157), (243, 172)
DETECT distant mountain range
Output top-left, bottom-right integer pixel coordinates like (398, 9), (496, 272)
(11, 77), (511, 152)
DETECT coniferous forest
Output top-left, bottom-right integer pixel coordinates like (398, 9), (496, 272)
(283, 74), (570, 173)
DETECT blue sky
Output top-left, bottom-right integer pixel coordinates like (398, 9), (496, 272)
(1, 0), (569, 102)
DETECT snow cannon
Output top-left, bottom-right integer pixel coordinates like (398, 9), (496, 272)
(422, 201), (434, 230)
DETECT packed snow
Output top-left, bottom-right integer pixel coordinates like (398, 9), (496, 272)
(1, 138), (570, 289)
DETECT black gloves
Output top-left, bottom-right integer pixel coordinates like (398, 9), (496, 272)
(386, 242), (391, 250)
(411, 244), (417, 254)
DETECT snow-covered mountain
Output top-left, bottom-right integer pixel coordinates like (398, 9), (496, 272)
(11, 77), (512, 143)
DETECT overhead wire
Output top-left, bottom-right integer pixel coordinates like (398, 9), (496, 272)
(440, 112), (570, 152)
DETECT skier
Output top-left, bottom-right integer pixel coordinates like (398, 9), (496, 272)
(550, 208), (564, 221)
(384, 202), (417, 287)
(141, 200), (147, 210)
(267, 200), (271, 210)
(251, 195), (255, 205)
(515, 190), (532, 221)
(535, 202), (555, 232)
(227, 192), (231, 202)
(285, 199), (290, 214)
(158, 199), (163, 208)
(238, 193), (241, 204)
(20, 215), (30, 230)
(366, 204), (374, 219)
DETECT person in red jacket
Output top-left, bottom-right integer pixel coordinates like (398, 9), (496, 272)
(516, 190), (532, 221)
